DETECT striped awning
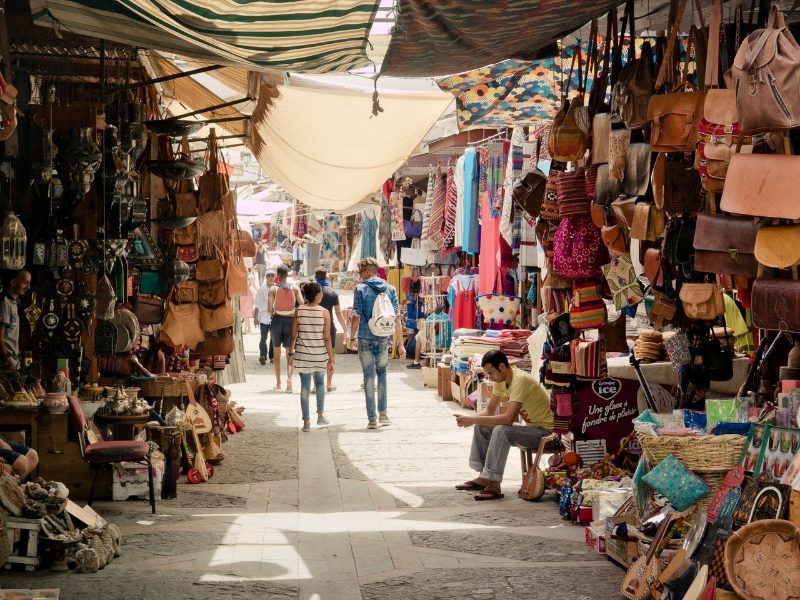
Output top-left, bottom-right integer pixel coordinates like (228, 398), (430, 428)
(30, 0), (381, 73)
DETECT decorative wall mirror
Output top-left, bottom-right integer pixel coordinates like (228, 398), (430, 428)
(127, 225), (163, 268)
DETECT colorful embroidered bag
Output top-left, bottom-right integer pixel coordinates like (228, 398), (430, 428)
(556, 168), (590, 217)
(601, 254), (644, 310)
(477, 294), (522, 328)
(552, 215), (608, 279)
(568, 281), (606, 330)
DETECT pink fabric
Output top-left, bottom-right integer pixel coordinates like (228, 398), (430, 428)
(478, 191), (502, 296)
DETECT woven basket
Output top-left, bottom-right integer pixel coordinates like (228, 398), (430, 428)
(724, 519), (800, 600)
(139, 376), (199, 399)
(637, 433), (746, 472)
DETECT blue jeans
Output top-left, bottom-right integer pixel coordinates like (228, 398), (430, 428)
(299, 371), (325, 420)
(358, 337), (389, 420)
(469, 424), (551, 482)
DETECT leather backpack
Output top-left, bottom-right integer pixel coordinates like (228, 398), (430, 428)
(512, 167), (547, 219)
(548, 45), (590, 162)
(611, 2), (654, 129)
(733, 5), (800, 132)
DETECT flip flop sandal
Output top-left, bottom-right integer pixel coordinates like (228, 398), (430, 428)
(474, 490), (504, 501)
(327, 386), (337, 392)
(455, 480), (484, 491)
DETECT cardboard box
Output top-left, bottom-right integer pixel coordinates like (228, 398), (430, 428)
(585, 526), (606, 554)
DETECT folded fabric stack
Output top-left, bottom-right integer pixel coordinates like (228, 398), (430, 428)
(633, 329), (665, 363)
(451, 335), (500, 358)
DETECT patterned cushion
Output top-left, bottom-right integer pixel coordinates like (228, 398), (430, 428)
(642, 454), (710, 511)
(84, 441), (149, 463)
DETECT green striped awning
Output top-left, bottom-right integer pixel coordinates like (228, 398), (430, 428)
(30, 0), (380, 73)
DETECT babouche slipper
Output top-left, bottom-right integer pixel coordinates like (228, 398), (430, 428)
(455, 480), (484, 491)
(474, 490), (504, 501)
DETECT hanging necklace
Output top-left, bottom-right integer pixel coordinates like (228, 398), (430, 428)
(24, 292), (42, 334)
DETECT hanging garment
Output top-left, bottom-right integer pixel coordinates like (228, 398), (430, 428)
(379, 198), (394, 263)
(321, 215), (340, 260)
(428, 163), (447, 249)
(442, 160), (458, 250)
(462, 148), (480, 254)
(520, 217), (539, 267)
(389, 187), (406, 241)
(499, 137), (519, 245)
(454, 154), (466, 247)
(478, 190), (502, 296)
(361, 210), (378, 259)
(421, 166), (435, 242)
(452, 277), (477, 331)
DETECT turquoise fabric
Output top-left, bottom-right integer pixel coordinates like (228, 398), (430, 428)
(642, 454), (710, 511)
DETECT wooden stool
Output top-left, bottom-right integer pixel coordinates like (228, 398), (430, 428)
(519, 432), (562, 477)
(4, 517), (41, 571)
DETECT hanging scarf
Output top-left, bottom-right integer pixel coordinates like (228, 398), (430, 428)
(441, 160), (458, 251)
(428, 162), (446, 249)
(500, 128), (524, 245)
(420, 165), (436, 250)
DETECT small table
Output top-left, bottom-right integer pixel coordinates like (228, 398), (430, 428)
(93, 413), (151, 441)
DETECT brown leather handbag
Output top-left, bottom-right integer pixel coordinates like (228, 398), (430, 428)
(601, 224), (627, 258)
(754, 224), (800, 269)
(132, 294), (165, 325)
(652, 153), (703, 215)
(175, 191), (198, 218)
(648, 1), (705, 152)
(199, 279), (227, 307)
(174, 281), (199, 304)
(611, 3), (655, 129)
(752, 279), (800, 332)
(160, 291), (205, 349)
(720, 153), (800, 219)
(512, 167), (547, 218)
(630, 203), (665, 242)
(611, 197), (637, 229)
(679, 283), (725, 321)
(694, 213), (758, 275)
(196, 254), (225, 282)
(199, 300), (235, 333)
(644, 248), (664, 286)
(548, 46), (589, 162)
(196, 327), (234, 356)
(226, 249), (249, 297)
(173, 222), (197, 246)
(233, 229), (257, 258)
(732, 6), (800, 132)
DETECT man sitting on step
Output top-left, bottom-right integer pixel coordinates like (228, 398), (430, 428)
(454, 349), (553, 501)
(0, 436), (39, 479)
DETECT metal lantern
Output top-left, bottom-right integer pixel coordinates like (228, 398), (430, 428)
(0, 211), (26, 269)
(63, 127), (102, 197)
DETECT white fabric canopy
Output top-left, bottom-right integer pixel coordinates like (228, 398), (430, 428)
(248, 83), (452, 210)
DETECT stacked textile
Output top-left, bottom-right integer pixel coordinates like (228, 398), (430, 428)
(451, 335), (500, 358)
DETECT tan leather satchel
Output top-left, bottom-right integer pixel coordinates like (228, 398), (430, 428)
(548, 45), (589, 162)
(754, 224), (800, 269)
(601, 224), (627, 258)
(226, 248), (249, 297)
(679, 283), (725, 321)
(630, 203), (665, 242)
(160, 291), (205, 349)
(173, 222), (197, 246)
(200, 300), (235, 333)
(720, 152), (800, 219)
(732, 5), (800, 132)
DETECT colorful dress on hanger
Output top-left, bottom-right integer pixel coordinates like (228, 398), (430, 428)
(451, 276), (477, 331)
(462, 149), (479, 254)
(478, 189), (502, 296)
(361, 211), (378, 259)
(321, 215), (340, 260)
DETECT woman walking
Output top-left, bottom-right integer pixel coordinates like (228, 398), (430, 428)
(289, 282), (335, 432)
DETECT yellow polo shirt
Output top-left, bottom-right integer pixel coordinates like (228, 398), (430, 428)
(493, 367), (553, 430)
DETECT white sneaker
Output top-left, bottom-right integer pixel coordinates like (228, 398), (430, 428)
(367, 419), (378, 429)
(378, 413), (390, 426)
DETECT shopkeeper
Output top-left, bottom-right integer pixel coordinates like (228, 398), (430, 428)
(0, 269), (31, 371)
(455, 350), (553, 501)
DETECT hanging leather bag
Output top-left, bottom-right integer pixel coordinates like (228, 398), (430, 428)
(160, 291), (205, 349)
(132, 294), (165, 325)
(752, 279), (800, 332)
(694, 213), (758, 275)
(651, 152), (703, 214)
(648, 11), (707, 152)
(732, 5), (800, 132)
(233, 229), (257, 258)
(226, 247), (249, 297)
(173, 221), (197, 246)
(679, 282), (725, 320)
(611, 1), (655, 129)
(199, 299), (235, 333)
(175, 191), (198, 218)
(512, 167), (547, 219)
(196, 327), (234, 356)
(548, 45), (590, 162)
(754, 223), (800, 269)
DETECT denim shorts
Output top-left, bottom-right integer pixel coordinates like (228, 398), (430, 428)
(270, 315), (293, 348)
(0, 440), (29, 464)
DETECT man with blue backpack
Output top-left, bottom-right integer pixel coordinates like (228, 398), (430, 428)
(350, 257), (405, 429)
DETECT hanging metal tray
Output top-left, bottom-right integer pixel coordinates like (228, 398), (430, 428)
(144, 119), (204, 137)
(146, 158), (205, 179)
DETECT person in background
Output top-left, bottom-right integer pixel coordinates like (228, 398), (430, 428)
(314, 269), (348, 392)
(455, 350), (553, 501)
(351, 257), (405, 429)
(254, 269), (276, 365)
(292, 239), (304, 276)
(288, 282), (335, 432)
(268, 264), (304, 392)
(255, 242), (268, 286)
(0, 270), (31, 371)
(0, 436), (38, 478)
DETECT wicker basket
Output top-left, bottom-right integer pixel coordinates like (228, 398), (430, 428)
(139, 376), (199, 399)
(637, 433), (746, 472)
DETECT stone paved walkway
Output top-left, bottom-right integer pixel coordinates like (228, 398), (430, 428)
(0, 317), (623, 599)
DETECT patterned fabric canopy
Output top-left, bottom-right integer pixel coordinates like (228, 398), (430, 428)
(30, 0), (380, 73)
(381, 0), (622, 77)
(437, 45), (592, 131)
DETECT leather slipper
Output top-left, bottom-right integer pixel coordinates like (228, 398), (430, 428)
(474, 490), (504, 501)
(455, 480), (484, 491)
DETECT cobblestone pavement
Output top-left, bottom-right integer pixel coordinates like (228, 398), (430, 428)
(0, 290), (623, 598)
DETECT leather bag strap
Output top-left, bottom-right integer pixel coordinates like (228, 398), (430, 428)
(655, 0), (690, 90)
(706, 0), (722, 87)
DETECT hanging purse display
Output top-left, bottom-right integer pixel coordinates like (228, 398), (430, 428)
(643, 248), (664, 287)
(199, 300), (235, 333)
(556, 168), (590, 217)
(679, 282), (725, 321)
(621, 143), (652, 197)
(651, 152), (703, 215)
(175, 191), (198, 218)
(570, 337), (607, 380)
(694, 213), (758, 275)
(160, 290), (205, 350)
(610, 196), (636, 230)
(512, 167), (547, 219)
(601, 224), (627, 258)
(552, 216), (607, 280)
(174, 281), (199, 304)
(601, 253), (644, 310)
(195, 326), (234, 356)
(648, 6), (706, 152)
(594, 164), (621, 207)
(175, 244), (198, 263)
(629, 202), (665, 242)
(539, 171), (561, 221)
(611, 2), (655, 129)
(226, 247), (249, 297)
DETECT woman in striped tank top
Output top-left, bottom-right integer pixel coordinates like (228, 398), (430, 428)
(288, 282), (335, 432)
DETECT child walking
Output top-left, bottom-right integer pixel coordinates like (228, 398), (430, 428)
(288, 282), (335, 431)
